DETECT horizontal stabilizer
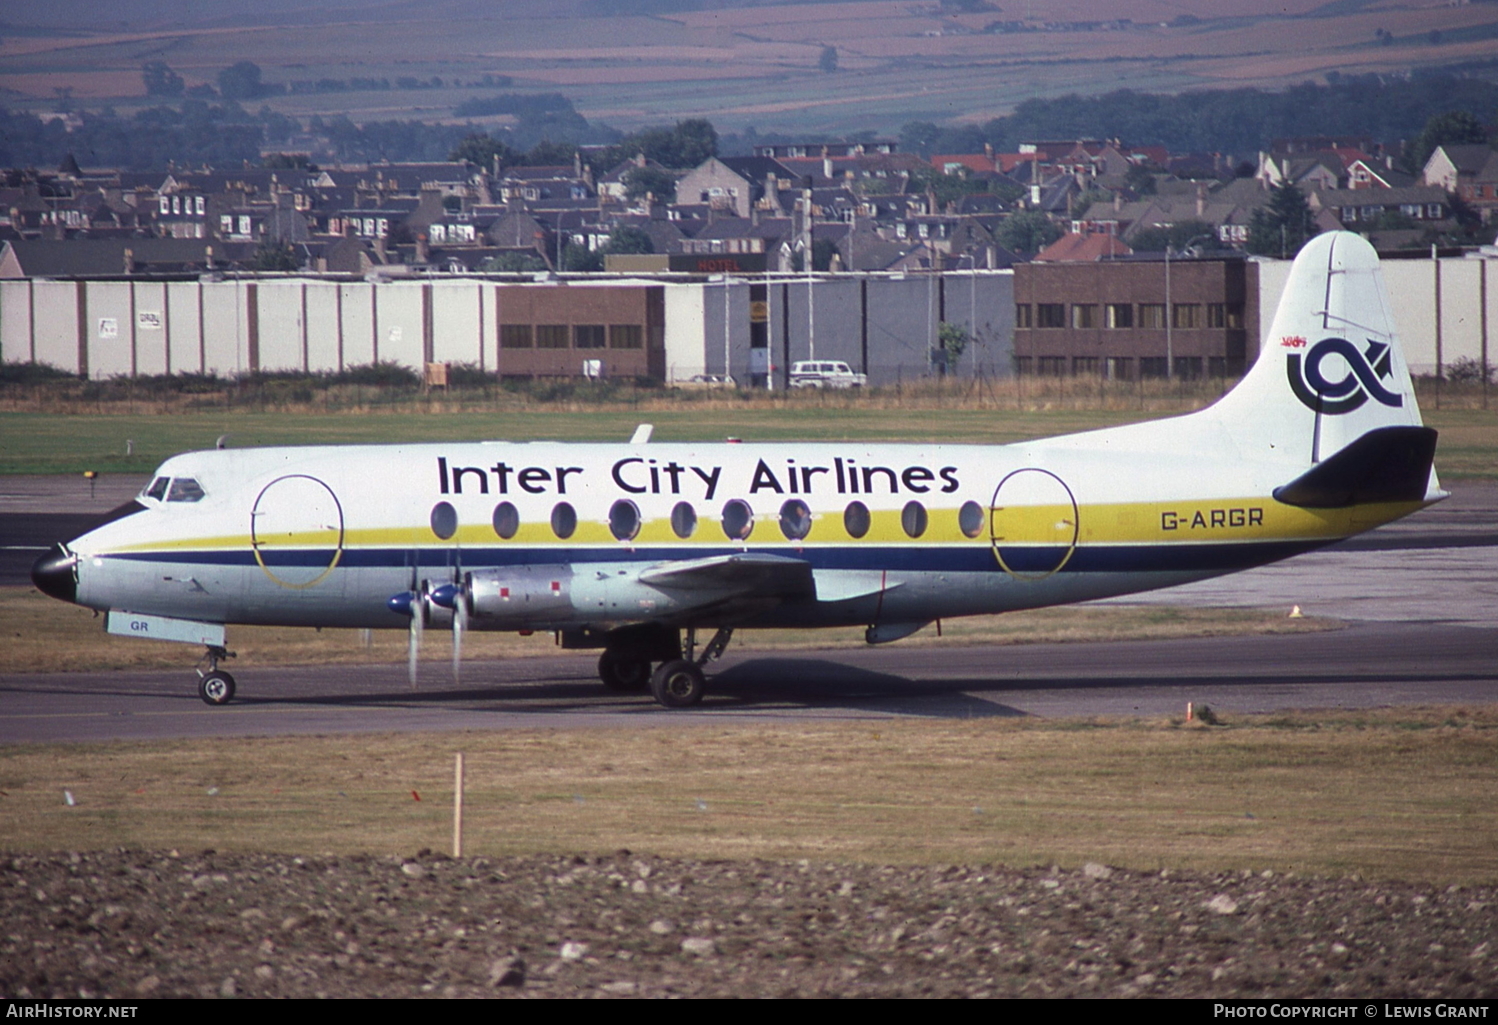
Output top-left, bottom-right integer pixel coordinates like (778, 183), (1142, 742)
(1272, 426), (1438, 508)
(638, 552), (814, 598)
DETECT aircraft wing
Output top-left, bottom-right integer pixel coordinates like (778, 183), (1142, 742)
(638, 552), (815, 599)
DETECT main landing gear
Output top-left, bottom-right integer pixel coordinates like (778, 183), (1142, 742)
(595, 625), (734, 709)
(196, 645), (237, 706)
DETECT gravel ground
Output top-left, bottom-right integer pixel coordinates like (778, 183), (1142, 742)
(2, 850), (1494, 999)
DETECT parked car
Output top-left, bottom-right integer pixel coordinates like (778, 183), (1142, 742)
(789, 360), (867, 389)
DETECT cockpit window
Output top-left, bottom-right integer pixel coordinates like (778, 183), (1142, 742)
(166, 477), (206, 502)
(143, 476), (169, 501)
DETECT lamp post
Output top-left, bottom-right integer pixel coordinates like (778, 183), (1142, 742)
(1164, 233), (1216, 381)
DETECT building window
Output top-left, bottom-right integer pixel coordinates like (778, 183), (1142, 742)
(1037, 356), (1066, 376)
(1138, 304), (1166, 329)
(1014, 304), (1033, 328)
(536, 325), (568, 349)
(1172, 304), (1201, 330)
(1174, 357), (1203, 380)
(1071, 304), (1097, 329)
(609, 324), (642, 349)
(1140, 357), (1168, 379)
(1036, 303), (1066, 328)
(500, 325), (533, 349)
(1106, 357), (1133, 380)
(1105, 304), (1133, 329)
(1013, 356), (1033, 376)
(1073, 356), (1100, 375)
(574, 325), (606, 349)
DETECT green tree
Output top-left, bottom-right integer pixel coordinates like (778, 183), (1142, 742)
(481, 251), (547, 272)
(1124, 163), (1157, 195)
(142, 61), (184, 98)
(622, 165), (677, 203)
(938, 322), (970, 369)
(819, 46), (839, 73)
(1246, 182), (1317, 258)
(218, 61), (267, 100)
(449, 133), (516, 171)
(253, 241), (299, 271)
(601, 225), (654, 255)
(995, 210), (1061, 255)
(1127, 219), (1217, 253)
(560, 242), (602, 272)
(1406, 110), (1489, 174)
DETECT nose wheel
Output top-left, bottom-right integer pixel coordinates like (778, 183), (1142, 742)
(196, 645), (237, 706)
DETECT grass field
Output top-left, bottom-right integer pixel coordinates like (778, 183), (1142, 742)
(2, 709), (1495, 883)
(2, 388), (1493, 478)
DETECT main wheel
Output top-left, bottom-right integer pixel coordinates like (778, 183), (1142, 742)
(649, 659), (705, 709)
(598, 651), (651, 692)
(198, 670), (236, 706)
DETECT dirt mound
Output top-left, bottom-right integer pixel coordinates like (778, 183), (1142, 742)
(3, 850), (1493, 998)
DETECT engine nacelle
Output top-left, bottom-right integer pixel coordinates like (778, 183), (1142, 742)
(463, 563), (691, 630)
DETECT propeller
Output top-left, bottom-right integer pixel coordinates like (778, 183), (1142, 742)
(430, 580), (467, 685)
(390, 573), (469, 690)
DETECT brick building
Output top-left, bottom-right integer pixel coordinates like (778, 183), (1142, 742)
(1012, 255), (1257, 379)
(495, 282), (665, 380)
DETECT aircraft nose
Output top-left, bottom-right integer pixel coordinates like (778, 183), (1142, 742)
(31, 544), (78, 604)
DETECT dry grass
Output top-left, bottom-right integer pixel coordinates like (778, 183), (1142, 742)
(0, 585), (1335, 674)
(2, 707), (1495, 884)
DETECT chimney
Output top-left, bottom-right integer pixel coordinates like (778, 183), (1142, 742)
(416, 231), (429, 264)
(823, 146), (833, 180)
(205, 245), (214, 270)
(1195, 181), (1206, 219)
(122, 247), (134, 275)
(1113, 191), (1121, 212)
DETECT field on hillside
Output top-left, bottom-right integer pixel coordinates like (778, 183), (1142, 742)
(2, 0), (1494, 134)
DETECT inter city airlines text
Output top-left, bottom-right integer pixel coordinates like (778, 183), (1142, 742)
(437, 457), (962, 500)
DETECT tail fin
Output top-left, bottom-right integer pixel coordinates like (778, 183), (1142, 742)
(1208, 231), (1434, 489)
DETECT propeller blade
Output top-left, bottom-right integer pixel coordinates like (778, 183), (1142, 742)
(452, 596), (467, 685)
(408, 592), (425, 690)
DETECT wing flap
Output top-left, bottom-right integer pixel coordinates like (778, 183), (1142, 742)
(638, 552), (815, 599)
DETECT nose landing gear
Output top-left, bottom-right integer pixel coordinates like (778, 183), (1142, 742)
(196, 645), (237, 706)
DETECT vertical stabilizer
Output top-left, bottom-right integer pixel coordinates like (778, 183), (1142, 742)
(1207, 232), (1425, 472)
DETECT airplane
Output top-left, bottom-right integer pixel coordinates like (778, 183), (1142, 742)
(31, 231), (1442, 709)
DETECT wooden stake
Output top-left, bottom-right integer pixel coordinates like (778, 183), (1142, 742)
(452, 753), (465, 859)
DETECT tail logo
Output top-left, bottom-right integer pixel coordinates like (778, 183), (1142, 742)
(1287, 337), (1403, 414)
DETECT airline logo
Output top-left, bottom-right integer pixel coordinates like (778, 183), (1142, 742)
(1286, 336), (1403, 414)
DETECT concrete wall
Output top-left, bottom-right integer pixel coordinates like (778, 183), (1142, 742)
(1254, 253), (1498, 377)
(5, 258), (1491, 383)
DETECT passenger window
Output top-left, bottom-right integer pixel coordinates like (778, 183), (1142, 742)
(721, 499), (754, 540)
(959, 500), (985, 539)
(901, 500), (928, 539)
(166, 478), (205, 502)
(492, 501), (519, 539)
(779, 498), (812, 541)
(671, 501), (697, 539)
(430, 502), (458, 540)
(843, 501), (870, 539)
(144, 476), (169, 501)
(551, 502), (577, 540)
(609, 499), (641, 541)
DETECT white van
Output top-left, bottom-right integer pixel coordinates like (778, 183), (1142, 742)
(789, 360), (867, 389)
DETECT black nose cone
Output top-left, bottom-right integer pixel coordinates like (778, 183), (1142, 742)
(31, 544), (78, 604)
